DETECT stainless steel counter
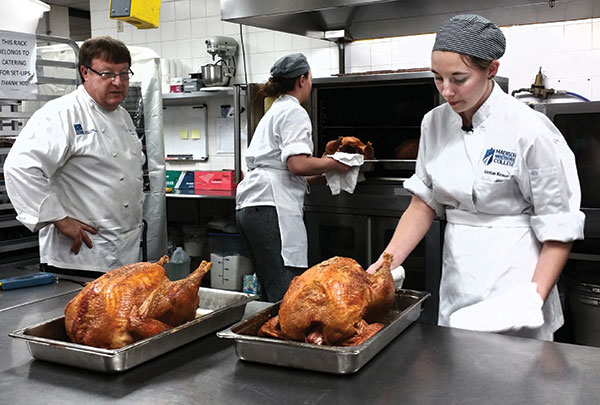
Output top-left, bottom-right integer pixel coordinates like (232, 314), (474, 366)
(0, 268), (84, 312)
(2, 289), (600, 404)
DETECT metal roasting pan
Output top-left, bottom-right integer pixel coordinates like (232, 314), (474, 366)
(9, 287), (257, 373)
(217, 289), (430, 374)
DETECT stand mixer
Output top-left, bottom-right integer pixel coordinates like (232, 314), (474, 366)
(202, 36), (238, 87)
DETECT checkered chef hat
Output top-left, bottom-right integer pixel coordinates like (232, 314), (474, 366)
(433, 14), (506, 60)
(270, 53), (310, 78)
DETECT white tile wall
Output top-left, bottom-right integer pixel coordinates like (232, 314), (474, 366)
(88, 0), (600, 169)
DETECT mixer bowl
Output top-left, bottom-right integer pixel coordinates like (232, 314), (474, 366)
(202, 63), (231, 87)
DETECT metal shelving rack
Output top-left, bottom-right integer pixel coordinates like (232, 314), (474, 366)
(162, 84), (245, 200)
(0, 32), (80, 270)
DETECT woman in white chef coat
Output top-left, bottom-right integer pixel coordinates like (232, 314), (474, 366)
(236, 53), (350, 302)
(367, 15), (585, 340)
(4, 36), (144, 277)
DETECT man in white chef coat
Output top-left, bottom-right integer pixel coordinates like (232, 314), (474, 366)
(4, 36), (144, 277)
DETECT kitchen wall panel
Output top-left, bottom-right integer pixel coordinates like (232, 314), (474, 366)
(89, 0), (599, 98)
(88, 0), (600, 170)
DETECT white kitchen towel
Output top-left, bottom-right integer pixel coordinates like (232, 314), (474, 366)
(391, 265), (405, 289)
(324, 152), (364, 195)
(449, 282), (544, 332)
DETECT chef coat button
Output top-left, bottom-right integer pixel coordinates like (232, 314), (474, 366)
(132, 151), (137, 156)
(120, 176), (124, 181)
(101, 128), (105, 133)
(113, 152), (117, 157)
(124, 203), (129, 208)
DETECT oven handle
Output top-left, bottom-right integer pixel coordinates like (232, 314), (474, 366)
(366, 177), (409, 183)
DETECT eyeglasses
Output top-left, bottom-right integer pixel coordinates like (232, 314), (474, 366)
(85, 66), (134, 81)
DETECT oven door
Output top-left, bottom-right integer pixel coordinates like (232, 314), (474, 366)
(534, 101), (600, 238)
(371, 216), (443, 324)
(305, 212), (370, 269)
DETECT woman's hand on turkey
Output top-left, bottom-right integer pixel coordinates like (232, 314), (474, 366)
(54, 216), (97, 254)
(366, 256), (384, 274)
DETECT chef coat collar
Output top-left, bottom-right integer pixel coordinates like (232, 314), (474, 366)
(78, 85), (117, 113)
(452, 80), (502, 132)
(471, 80), (502, 128)
(278, 93), (300, 105)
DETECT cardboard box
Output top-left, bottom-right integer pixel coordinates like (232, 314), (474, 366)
(166, 170), (195, 192)
(194, 170), (240, 191)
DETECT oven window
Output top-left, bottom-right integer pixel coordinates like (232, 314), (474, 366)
(306, 212), (369, 267)
(316, 83), (437, 159)
(554, 112), (600, 208)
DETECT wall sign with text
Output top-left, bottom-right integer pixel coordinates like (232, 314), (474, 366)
(0, 30), (37, 100)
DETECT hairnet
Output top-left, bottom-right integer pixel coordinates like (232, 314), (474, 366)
(432, 14), (506, 60)
(270, 53), (310, 78)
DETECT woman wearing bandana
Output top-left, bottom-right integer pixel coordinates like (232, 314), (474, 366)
(368, 15), (584, 340)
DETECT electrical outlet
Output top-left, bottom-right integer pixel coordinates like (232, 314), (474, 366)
(117, 21), (124, 32)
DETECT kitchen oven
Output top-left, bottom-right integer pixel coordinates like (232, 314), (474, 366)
(533, 101), (600, 344)
(303, 72), (513, 324)
(533, 101), (600, 239)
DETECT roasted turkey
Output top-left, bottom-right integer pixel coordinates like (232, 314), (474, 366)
(64, 256), (211, 349)
(258, 254), (395, 346)
(323, 136), (375, 160)
(395, 139), (419, 159)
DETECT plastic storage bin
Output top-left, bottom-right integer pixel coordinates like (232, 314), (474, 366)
(210, 253), (253, 291)
(208, 233), (252, 291)
(1, 0), (50, 34)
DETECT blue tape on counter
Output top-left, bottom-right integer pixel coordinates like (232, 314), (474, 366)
(0, 272), (55, 290)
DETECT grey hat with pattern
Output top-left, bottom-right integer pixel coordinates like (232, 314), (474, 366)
(433, 14), (506, 60)
(270, 53), (310, 78)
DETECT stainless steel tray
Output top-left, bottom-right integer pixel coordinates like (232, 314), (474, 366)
(9, 287), (257, 373)
(217, 289), (429, 374)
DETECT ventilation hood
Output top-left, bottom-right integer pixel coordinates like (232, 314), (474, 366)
(221, 0), (597, 42)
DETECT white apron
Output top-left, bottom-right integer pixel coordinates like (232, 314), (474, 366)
(431, 124), (563, 337)
(440, 209), (563, 338)
(235, 94), (314, 269)
(252, 167), (308, 268)
(403, 83), (584, 337)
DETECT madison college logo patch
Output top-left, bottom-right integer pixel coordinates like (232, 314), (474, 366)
(482, 147), (495, 165)
(73, 123), (84, 135)
(482, 147), (516, 167)
(73, 124), (96, 136)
